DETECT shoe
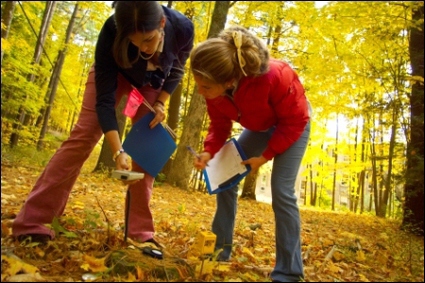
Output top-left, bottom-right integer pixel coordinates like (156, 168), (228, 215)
(144, 238), (164, 249)
(17, 234), (51, 245)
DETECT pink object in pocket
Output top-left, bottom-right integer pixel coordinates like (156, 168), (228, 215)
(123, 89), (144, 118)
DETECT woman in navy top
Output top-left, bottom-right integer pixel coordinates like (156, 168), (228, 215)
(13, 1), (194, 246)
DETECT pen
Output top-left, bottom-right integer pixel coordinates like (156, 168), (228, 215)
(186, 146), (209, 167)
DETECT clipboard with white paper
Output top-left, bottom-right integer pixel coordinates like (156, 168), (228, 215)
(203, 138), (251, 194)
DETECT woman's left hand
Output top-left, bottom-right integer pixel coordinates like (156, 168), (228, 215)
(242, 155), (268, 173)
(150, 103), (166, 128)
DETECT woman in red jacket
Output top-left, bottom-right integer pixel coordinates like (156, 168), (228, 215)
(190, 26), (311, 282)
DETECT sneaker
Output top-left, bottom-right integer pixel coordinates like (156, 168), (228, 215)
(17, 234), (51, 245)
(144, 238), (164, 249)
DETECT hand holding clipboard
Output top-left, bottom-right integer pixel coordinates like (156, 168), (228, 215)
(202, 138), (251, 194)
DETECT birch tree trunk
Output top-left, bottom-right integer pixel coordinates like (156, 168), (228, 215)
(37, 3), (79, 150)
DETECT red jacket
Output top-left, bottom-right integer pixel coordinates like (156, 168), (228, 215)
(204, 59), (310, 160)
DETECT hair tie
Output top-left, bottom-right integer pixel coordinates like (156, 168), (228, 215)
(232, 31), (248, 77)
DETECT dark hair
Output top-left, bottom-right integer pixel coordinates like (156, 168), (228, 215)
(190, 26), (269, 84)
(112, 1), (164, 68)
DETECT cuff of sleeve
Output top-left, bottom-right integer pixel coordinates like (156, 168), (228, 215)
(262, 148), (276, 161)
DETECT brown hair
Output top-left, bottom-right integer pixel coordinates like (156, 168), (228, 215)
(112, 1), (164, 68)
(190, 26), (269, 84)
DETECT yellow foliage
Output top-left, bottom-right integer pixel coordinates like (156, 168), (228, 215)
(375, 250), (388, 266)
(135, 265), (145, 280)
(241, 247), (257, 262)
(358, 273), (370, 282)
(1, 254), (39, 277)
(356, 250), (366, 262)
(1, 39), (11, 54)
(326, 261), (340, 274)
(332, 250), (345, 261)
(81, 254), (108, 273)
(126, 272), (137, 282)
(1, 159), (424, 282)
(321, 238), (334, 247)
(71, 201), (86, 210)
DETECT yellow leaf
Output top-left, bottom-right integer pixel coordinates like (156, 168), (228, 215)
(34, 247), (45, 258)
(356, 250), (366, 262)
(332, 250), (345, 261)
(358, 273), (370, 282)
(20, 256), (40, 273)
(241, 247), (256, 261)
(1, 254), (39, 276)
(326, 261), (340, 274)
(379, 232), (389, 241)
(136, 266), (144, 280)
(80, 263), (90, 271)
(1, 255), (23, 277)
(216, 264), (231, 272)
(321, 238), (334, 247)
(71, 201), (85, 210)
(126, 272), (136, 282)
(82, 254), (108, 272)
(196, 260), (214, 275)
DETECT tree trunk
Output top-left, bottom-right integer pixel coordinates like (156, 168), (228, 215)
(402, 4), (424, 235)
(1, 1), (16, 64)
(378, 107), (398, 218)
(162, 82), (182, 175)
(241, 170), (258, 200)
(308, 163), (314, 205)
(31, 1), (56, 80)
(9, 1), (56, 147)
(167, 83), (182, 135)
(37, 3), (79, 150)
(93, 95), (128, 172)
(331, 115), (339, 210)
(34, 1), (59, 129)
(2, 1), (18, 147)
(166, 1), (231, 190)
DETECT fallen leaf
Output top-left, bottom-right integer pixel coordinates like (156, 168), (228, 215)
(82, 254), (108, 273)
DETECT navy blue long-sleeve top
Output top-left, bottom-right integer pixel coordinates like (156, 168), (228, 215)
(94, 6), (194, 134)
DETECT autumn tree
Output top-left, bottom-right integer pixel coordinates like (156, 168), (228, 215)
(166, 1), (231, 189)
(37, 3), (80, 150)
(161, 1), (196, 176)
(93, 97), (127, 172)
(8, 1), (55, 148)
(1, 1), (16, 64)
(241, 170), (258, 200)
(402, 3), (424, 235)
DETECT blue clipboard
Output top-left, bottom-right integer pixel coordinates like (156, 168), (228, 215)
(122, 112), (176, 177)
(203, 138), (251, 194)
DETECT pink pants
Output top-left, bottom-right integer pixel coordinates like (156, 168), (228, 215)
(12, 66), (161, 242)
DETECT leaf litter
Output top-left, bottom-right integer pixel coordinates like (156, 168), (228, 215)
(1, 165), (423, 282)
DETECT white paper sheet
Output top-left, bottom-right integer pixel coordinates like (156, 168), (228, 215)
(205, 140), (248, 192)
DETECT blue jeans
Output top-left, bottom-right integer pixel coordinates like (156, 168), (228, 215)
(212, 118), (310, 282)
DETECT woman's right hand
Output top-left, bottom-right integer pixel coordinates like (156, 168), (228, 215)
(116, 152), (129, 170)
(194, 152), (211, 170)
(115, 153), (140, 185)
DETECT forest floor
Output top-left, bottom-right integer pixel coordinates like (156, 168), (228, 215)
(1, 153), (424, 282)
